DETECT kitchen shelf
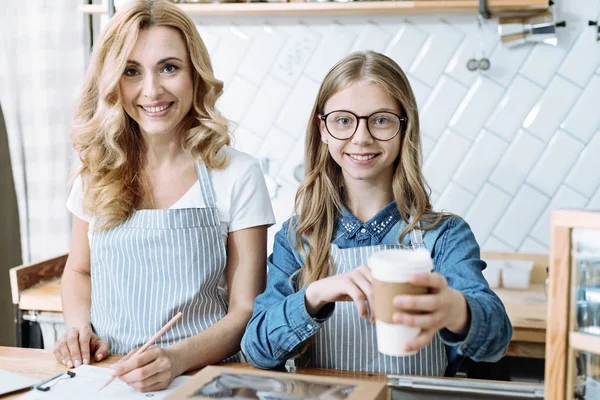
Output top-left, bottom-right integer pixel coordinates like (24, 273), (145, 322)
(79, 1), (548, 17)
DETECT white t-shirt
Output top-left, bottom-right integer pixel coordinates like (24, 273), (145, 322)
(67, 146), (276, 243)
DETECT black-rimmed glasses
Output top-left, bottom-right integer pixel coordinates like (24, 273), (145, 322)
(319, 110), (407, 141)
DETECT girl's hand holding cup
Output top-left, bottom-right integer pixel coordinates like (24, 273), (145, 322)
(392, 271), (470, 353)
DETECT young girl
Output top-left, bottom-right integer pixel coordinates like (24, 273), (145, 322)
(53, 0), (274, 391)
(241, 51), (511, 376)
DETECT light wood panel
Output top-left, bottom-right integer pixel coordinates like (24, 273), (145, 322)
(9, 254), (67, 306)
(79, 1), (548, 17)
(544, 224), (571, 398)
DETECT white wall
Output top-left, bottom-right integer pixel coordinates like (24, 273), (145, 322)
(190, 1), (600, 254)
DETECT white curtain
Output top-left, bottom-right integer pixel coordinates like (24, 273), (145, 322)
(0, 1), (86, 263)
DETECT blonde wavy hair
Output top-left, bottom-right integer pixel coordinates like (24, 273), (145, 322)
(72, 0), (230, 230)
(293, 51), (443, 289)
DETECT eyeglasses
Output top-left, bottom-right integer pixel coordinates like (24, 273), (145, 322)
(319, 110), (407, 141)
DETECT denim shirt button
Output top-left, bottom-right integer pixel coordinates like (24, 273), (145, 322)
(306, 324), (313, 330)
(360, 228), (366, 233)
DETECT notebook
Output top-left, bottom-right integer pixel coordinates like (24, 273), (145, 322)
(17, 364), (190, 400)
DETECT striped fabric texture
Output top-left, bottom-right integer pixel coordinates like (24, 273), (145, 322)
(90, 162), (237, 361)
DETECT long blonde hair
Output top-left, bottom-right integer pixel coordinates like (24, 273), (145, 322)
(72, 0), (230, 230)
(294, 51), (442, 288)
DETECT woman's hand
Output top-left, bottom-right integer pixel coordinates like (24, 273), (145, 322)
(305, 265), (374, 321)
(53, 326), (110, 368)
(392, 272), (470, 353)
(108, 347), (184, 392)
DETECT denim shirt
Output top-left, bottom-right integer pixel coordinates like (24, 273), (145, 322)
(241, 201), (512, 375)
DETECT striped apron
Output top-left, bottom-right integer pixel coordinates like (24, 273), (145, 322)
(297, 227), (447, 376)
(90, 162), (235, 358)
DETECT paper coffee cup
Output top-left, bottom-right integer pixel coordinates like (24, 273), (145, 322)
(369, 248), (433, 357)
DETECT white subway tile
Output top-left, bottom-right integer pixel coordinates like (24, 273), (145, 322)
(558, 30), (600, 88)
(489, 130), (546, 194)
(482, 236), (515, 252)
(278, 136), (306, 186)
(465, 184), (511, 244)
(210, 26), (251, 84)
(240, 77), (290, 137)
(237, 25), (286, 86)
(420, 76), (468, 139)
(304, 25), (355, 83)
(433, 182), (475, 216)
(274, 76), (320, 138)
(560, 75), (600, 143)
(565, 132), (600, 197)
(587, 187), (600, 210)
(448, 77), (505, 140)
(522, 76), (581, 142)
(444, 22), (497, 87)
(218, 76), (257, 123)
(421, 134), (435, 162)
(530, 186), (588, 246)
(423, 130), (471, 192)
(256, 129), (296, 176)
(271, 26), (321, 87)
(231, 126), (262, 156)
(492, 184), (549, 249)
(481, 42), (531, 87)
(519, 29), (579, 87)
(454, 130), (508, 193)
(527, 131), (585, 196)
(485, 76), (543, 141)
(519, 237), (549, 254)
(385, 24), (428, 71)
(351, 23), (391, 53)
(195, 25), (221, 56)
(407, 74), (432, 111)
(409, 25), (463, 86)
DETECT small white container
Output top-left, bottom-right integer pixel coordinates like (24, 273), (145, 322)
(502, 260), (534, 289)
(482, 260), (503, 288)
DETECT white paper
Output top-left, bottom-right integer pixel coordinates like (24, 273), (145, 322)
(0, 369), (39, 395)
(17, 365), (190, 400)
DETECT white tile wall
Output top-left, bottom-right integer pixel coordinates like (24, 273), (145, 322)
(454, 130), (507, 193)
(560, 75), (600, 143)
(465, 184), (511, 245)
(409, 23), (463, 86)
(489, 130), (546, 195)
(557, 28), (600, 88)
(565, 132), (600, 197)
(485, 76), (543, 141)
(522, 76), (581, 142)
(526, 131), (585, 196)
(492, 184), (549, 249)
(434, 182), (475, 216)
(448, 77), (504, 140)
(385, 24), (428, 71)
(423, 130), (470, 192)
(530, 185), (588, 245)
(194, 11), (600, 252)
(420, 76), (468, 139)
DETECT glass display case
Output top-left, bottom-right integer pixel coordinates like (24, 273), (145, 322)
(545, 210), (600, 400)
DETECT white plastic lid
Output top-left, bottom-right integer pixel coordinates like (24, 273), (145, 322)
(369, 248), (433, 282)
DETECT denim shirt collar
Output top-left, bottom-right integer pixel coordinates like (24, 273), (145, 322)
(337, 200), (402, 242)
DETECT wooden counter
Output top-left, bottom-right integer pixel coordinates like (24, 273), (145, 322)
(0, 346), (546, 400)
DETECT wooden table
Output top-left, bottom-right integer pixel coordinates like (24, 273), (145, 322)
(0, 346), (389, 399)
(0, 346), (548, 400)
(16, 281), (548, 358)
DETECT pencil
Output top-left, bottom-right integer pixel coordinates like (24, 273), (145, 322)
(98, 312), (183, 391)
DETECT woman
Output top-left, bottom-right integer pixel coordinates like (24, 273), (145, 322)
(53, 0), (274, 391)
(241, 52), (511, 376)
